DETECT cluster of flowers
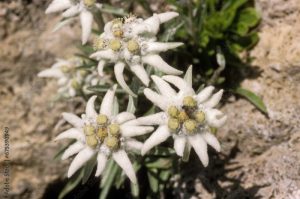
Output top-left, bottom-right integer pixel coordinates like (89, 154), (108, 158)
(38, 57), (109, 97)
(43, 1), (227, 184)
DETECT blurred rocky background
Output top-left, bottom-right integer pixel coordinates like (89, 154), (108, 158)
(0, 0), (299, 198)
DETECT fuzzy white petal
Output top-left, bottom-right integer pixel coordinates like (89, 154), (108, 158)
(162, 75), (194, 95)
(188, 135), (209, 167)
(55, 128), (84, 141)
(113, 150), (137, 184)
(38, 68), (64, 78)
(206, 109), (227, 128)
(100, 85), (117, 117)
(126, 139), (143, 152)
(62, 112), (84, 128)
(114, 112), (136, 124)
(121, 125), (154, 137)
(132, 14), (160, 35)
(203, 90), (223, 108)
(196, 86), (215, 103)
(157, 12), (179, 24)
(114, 62), (136, 97)
(86, 95), (98, 118)
(90, 49), (116, 61)
(202, 133), (221, 152)
(69, 88), (76, 97)
(141, 125), (171, 155)
(62, 5), (80, 18)
(104, 21), (113, 35)
(130, 65), (150, 86)
(46, 0), (72, 14)
(67, 147), (95, 178)
(145, 42), (183, 53)
(174, 137), (186, 157)
(136, 112), (168, 125)
(144, 88), (169, 111)
(97, 60), (106, 77)
(80, 10), (93, 45)
(61, 142), (85, 160)
(151, 75), (176, 97)
(95, 153), (107, 177)
(142, 54), (182, 75)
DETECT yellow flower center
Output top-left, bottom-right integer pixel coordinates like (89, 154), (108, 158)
(183, 96), (197, 108)
(83, 0), (96, 7)
(84, 125), (95, 136)
(127, 39), (139, 53)
(168, 106), (179, 118)
(210, 127), (217, 134)
(109, 39), (122, 51)
(97, 127), (108, 142)
(97, 114), (108, 125)
(195, 111), (205, 123)
(61, 65), (70, 73)
(178, 111), (189, 122)
(108, 124), (120, 137)
(71, 79), (80, 89)
(168, 118), (180, 131)
(86, 135), (98, 148)
(112, 19), (123, 38)
(93, 37), (107, 50)
(184, 119), (197, 134)
(105, 137), (120, 150)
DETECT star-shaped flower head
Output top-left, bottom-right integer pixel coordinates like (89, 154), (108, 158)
(55, 85), (154, 183)
(38, 58), (88, 97)
(90, 12), (183, 96)
(134, 68), (227, 166)
(46, 0), (102, 44)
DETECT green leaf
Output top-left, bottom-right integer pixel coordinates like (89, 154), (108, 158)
(82, 155), (97, 184)
(238, 8), (260, 27)
(126, 95), (136, 114)
(87, 85), (127, 94)
(229, 33), (259, 52)
(98, 4), (128, 16)
(58, 169), (84, 199)
(112, 96), (119, 116)
(182, 142), (192, 162)
(233, 8), (260, 36)
(131, 183), (139, 198)
(99, 160), (120, 199)
(77, 45), (94, 55)
(234, 87), (268, 114)
(147, 171), (159, 193)
(159, 170), (172, 182)
(148, 147), (175, 157)
(53, 141), (76, 160)
(145, 158), (172, 169)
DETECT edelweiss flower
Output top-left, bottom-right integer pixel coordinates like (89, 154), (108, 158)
(46, 0), (102, 44)
(55, 85), (153, 183)
(38, 58), (103, 97)
(38, 58), (84, 97)
(90, 12), (183, 96)
(134, 73), (227, 166)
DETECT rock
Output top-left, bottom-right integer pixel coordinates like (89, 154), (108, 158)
(189, 0), (300, 198)
(0, 1), (82, 198)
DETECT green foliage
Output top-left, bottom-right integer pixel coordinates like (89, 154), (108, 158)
(234, 87), (268, 114)
(58, 169), (84, 199)
(163, 0), (264, 112)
